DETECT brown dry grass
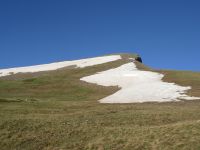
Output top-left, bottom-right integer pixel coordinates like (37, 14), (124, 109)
(0, 54), (200, 150)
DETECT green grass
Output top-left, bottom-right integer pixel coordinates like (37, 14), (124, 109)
(158, 70), (200, 97)
(0, 54), (200, 150)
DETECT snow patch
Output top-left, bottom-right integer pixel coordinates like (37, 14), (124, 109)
(0, 55), (121, 77)
(81, 62), (200, 103)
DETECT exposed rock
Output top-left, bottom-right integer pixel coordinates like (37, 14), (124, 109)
(135, 56), (142, 63)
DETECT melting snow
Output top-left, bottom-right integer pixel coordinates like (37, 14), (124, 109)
(81, 62), (200, 103)
(0, 55), (121, 77)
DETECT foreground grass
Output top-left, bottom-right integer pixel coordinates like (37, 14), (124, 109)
(1, 100), (200, 150)
(0, 55), (200, 150)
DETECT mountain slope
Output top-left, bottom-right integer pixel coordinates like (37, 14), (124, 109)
(81, 62), (199, 103)
(0, 54), (199, 103)
(0, 55), (121, 77)
(0, 54), (200, 150)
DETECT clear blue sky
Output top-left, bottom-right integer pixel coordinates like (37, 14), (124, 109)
(0, 0), (200, 71)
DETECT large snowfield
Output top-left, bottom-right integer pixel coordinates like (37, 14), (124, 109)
(0, 55), (121, 77)
(81, 62), (200, 103)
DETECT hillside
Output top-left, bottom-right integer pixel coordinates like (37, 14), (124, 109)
(0, 54), (200, 150)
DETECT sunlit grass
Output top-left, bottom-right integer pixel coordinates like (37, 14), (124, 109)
(0, 54), (200, 149)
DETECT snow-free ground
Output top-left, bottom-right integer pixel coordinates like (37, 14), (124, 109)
(0, 55), (121, 77)
(81, 62), (200, 103)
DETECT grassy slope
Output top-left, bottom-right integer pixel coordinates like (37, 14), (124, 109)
(0, 54), (200, 150)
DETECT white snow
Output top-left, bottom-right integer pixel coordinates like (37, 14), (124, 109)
(81, 62), (200, 103)
(0, 55), (121, 77)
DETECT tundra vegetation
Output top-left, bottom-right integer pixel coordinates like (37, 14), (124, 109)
(0, 54), (200, 150)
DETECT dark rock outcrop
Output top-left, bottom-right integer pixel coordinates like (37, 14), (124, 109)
(135, 56), (142, 63)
